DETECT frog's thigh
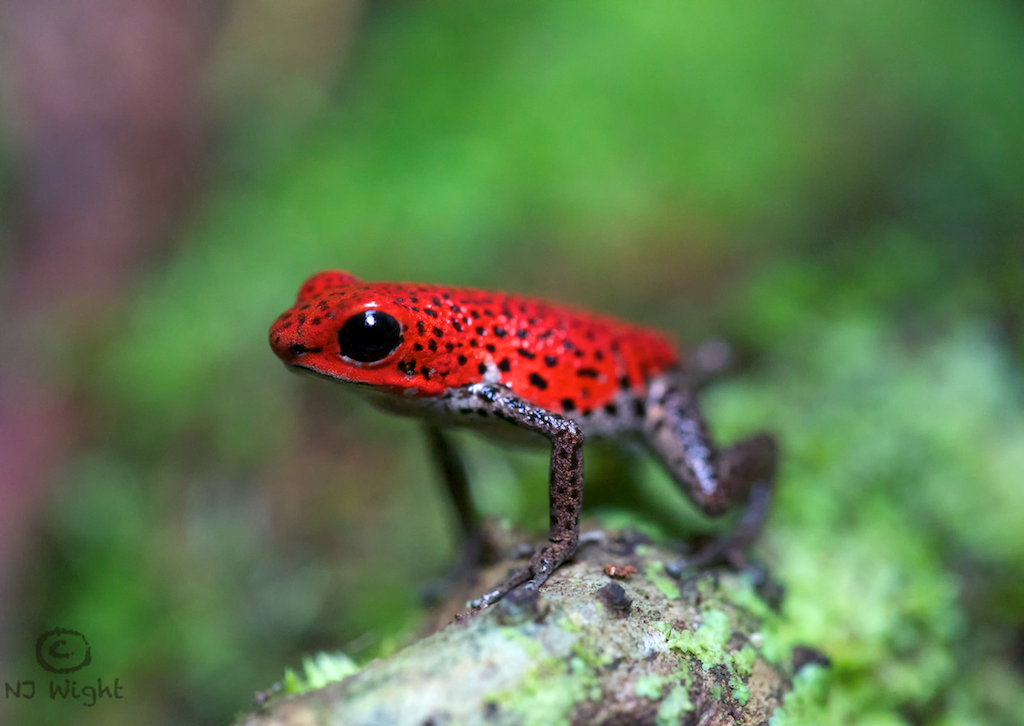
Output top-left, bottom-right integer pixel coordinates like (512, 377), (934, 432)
(642, 373), (727, 513)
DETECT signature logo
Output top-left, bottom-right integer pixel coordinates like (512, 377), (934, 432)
(35, 628), (91, 674)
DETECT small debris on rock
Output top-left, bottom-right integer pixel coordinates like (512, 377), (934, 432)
(596, 583), (632, 617)
(603, 564), (638, 579)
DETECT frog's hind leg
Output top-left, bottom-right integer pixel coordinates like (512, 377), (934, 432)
(642, 372), (777, 567)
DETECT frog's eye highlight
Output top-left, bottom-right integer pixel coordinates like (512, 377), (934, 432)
(338, 310), (403, 363)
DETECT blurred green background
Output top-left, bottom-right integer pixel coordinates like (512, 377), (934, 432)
(3, 1), (1024, 724)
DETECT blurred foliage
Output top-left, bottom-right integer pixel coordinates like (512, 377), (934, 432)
(9, 0), (1024, 724)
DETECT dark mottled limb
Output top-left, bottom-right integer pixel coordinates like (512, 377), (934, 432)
(420, 425), (492, 603)
(444, 383), (584, 610)
(423, 424), (477, 540)
(644, 372), (777, 565)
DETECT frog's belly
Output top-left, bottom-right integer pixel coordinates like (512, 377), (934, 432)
(359, 386), (639, 445)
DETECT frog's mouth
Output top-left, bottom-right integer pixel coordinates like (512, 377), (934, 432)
(286, 363), (348, 384)
(284, 362), (398, 392)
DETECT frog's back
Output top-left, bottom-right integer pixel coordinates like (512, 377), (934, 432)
(270, 272), (681, 433)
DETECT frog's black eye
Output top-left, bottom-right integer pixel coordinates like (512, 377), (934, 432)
(338, 310), (403, 363)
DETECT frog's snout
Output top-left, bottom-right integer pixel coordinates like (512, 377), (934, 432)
(269, 315), (325, 364)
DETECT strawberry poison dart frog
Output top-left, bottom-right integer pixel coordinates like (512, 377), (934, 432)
(269, 271), (777, 609)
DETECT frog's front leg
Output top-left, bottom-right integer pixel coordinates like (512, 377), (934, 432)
(644, 372), (777, 565)
(443, 383), (584, 610)
(423, 424), (478, 544)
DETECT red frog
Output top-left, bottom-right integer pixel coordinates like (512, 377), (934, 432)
(269, 270), (776, 609)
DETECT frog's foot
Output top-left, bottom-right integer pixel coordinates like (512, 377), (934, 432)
(669, 480), (772, 573)
(469, 540), (576, 610)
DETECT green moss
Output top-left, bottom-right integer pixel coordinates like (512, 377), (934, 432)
(733, 645), (757, 676)
(768, 664), (830, 726)
(282, 652), (360, 695)
(635, 673), (671, 700)
(570, 640), (614, 671)
(719, 572), (775, 621)
(656, 684), (694, 725)
(666, 609), (731, 668)
(556, 615), (583, 634)
(491, 656), (598, 726)
(644, 560), (681, 600)
(730, 674), (750, 705)
(498, 627), (544, 658)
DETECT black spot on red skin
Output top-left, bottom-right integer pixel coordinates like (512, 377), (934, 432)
(529, 373), (548, 390)
(433, 327), (443, 338)
(478, 362), (487, 375)
(493, 326), (507, 338)
(620, 376), (631, 390)
(516, 330), (529, 339)
(544, 355), (558, 367)
(577, 368), (599, 378)
(417, 321), (426, 334)
(498, 358), (511, 372)
(458, 355), (468, 365)
(414, 343), (424, 351)
(453, 321), (463, 332)
(429, 340), (438, 351)
(445, 342), (455, 352)
(562, 398), (576, 412)
(594, 350), (604, 361)
(476, 326), (486, 336)
(421, 366), (431, 379)
(517, 349), (536, 359)
(470, 340), (479, 347)
(432, 297), (442, 307)
(486, 344), (497, 353)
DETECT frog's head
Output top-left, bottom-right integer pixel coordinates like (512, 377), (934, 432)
(269, 270), (419, 391)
